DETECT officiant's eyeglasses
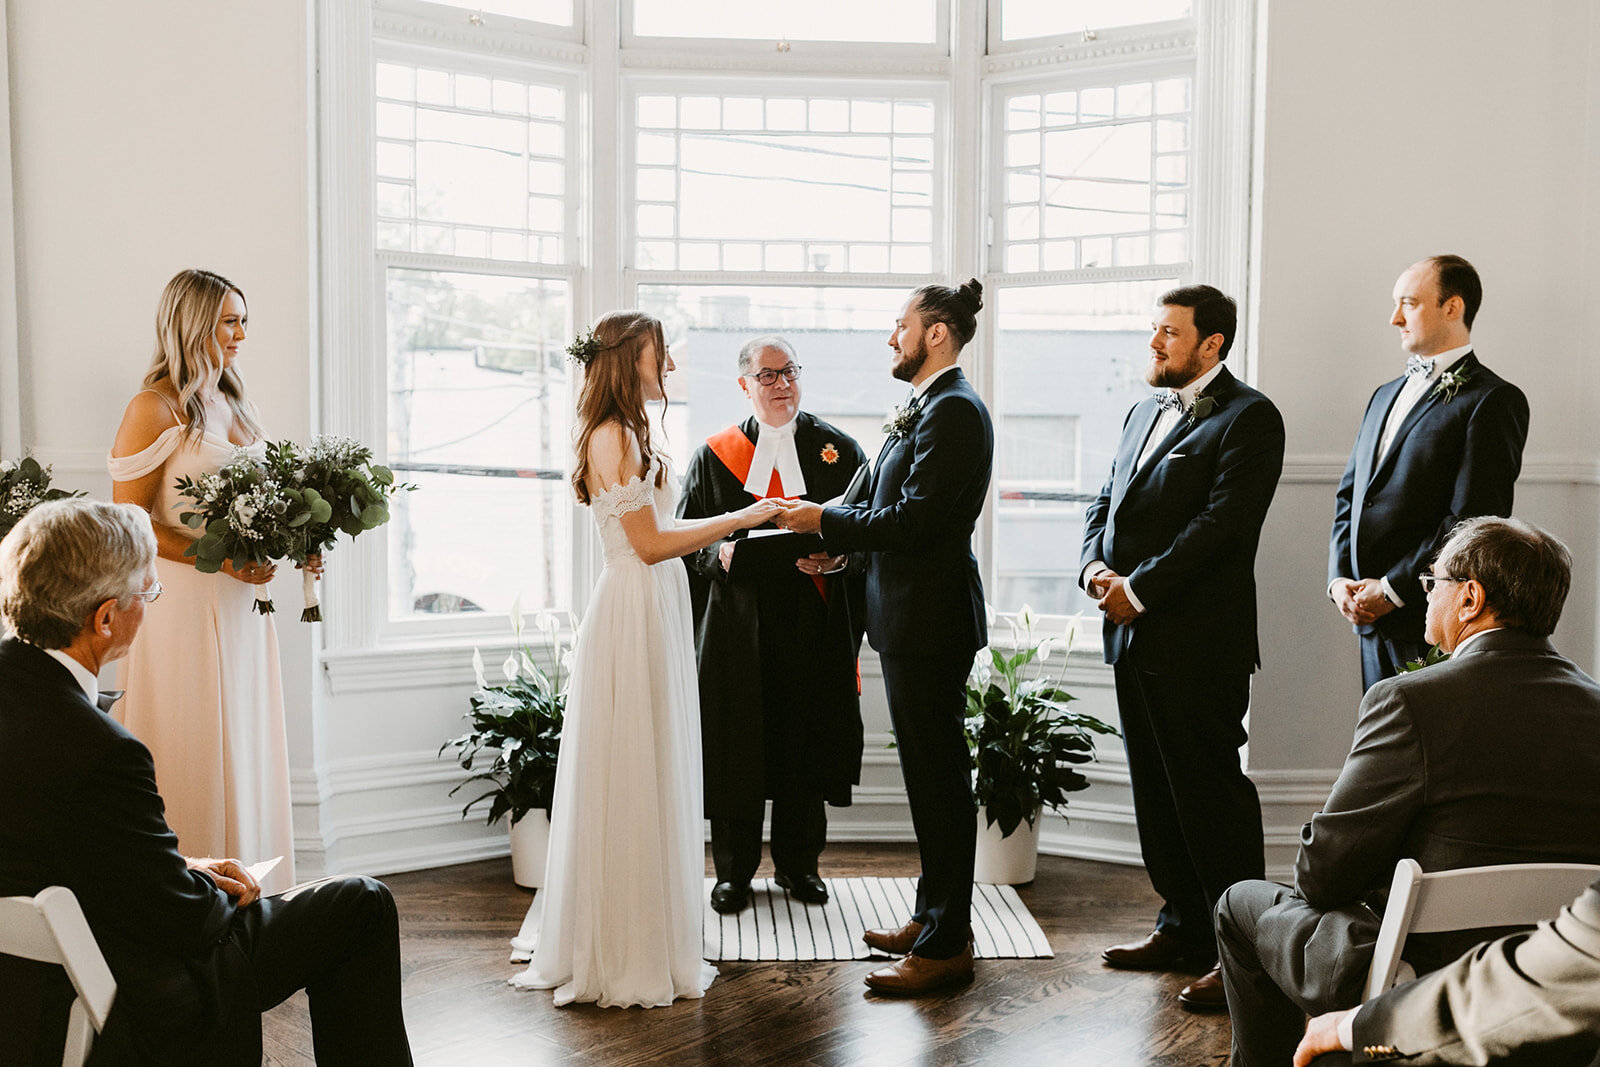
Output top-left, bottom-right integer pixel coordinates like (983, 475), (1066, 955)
(745, 364), (802, 386)
(1418, 572), (1462, 594)
(130, 580), (163, 603)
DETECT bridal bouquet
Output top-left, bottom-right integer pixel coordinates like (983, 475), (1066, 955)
(0, 455), (82, 540)
(176, 450), (312, 615)
(265, 435), (413, 622)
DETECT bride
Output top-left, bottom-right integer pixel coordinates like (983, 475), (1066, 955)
(510, 310), (781, 1008)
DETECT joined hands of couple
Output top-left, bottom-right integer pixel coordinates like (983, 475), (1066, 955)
(720, 498), (841, 577)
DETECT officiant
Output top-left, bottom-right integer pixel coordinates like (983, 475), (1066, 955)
(678, 335), (869, 915)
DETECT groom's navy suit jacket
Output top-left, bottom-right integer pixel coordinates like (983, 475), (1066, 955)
(1081, 366), (1285, 676)
(1328, 350), (1528, 641)
(821, 367), (993, 656)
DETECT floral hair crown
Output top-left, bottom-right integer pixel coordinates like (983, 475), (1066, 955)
(566, 329), (603, 366)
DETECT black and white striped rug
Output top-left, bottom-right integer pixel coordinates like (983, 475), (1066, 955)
(702, 877), (1053, 961)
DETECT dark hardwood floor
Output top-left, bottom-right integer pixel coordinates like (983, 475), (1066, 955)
(263, 845), (1231, 1066)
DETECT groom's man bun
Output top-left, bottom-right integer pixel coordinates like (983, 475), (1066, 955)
(912, 277), (984, 351)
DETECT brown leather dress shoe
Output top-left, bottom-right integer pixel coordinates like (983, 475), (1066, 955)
(863, 945), (975, 994)
(1101, 929), (1212, 971)
(1177, 965), (1228, 1011)
(862, 919), (923, 955)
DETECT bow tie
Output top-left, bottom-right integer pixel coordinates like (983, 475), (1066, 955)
(96, 690), (124, 713)
(1155, 391), (1183, 414)
(1405, 355), (1436, 378)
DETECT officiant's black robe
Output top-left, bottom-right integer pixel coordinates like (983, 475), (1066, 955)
(677, 412), (868, 818)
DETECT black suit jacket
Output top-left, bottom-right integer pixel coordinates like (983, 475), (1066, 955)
(1080, 365), (1285, 676)
(1328, 351), (1529, 639)
(0, 638), (247, 1064)
(820, 368), (993, 657)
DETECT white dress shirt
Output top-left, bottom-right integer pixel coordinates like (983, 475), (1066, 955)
(1084, 362), (1227, 615)
(911, 361), (960, 401)
(744, 416), (807, 498)
(44, 647), (99, 704)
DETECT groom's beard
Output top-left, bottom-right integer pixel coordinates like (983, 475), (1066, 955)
(892, 338), (928, 382)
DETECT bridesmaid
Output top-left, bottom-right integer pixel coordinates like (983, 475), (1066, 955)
(108, 269), (314, 892)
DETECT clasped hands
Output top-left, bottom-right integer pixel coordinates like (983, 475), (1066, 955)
(1330, 577), (1396, 625)
(186, 856), (262, 907)
(1087, 570), (1140, 626)
(720, 499), (841, 576)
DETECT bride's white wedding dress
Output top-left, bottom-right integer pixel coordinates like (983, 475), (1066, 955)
(509, 458), (717, 1007)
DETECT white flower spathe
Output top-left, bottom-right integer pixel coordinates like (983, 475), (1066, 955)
(472, 648), (487, 689)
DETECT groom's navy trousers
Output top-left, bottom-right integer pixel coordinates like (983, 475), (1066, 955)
(821, 367), (993, 962)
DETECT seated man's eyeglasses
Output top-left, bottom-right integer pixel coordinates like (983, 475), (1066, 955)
(1418, 572), (1462, 594)
(130, 580), (163, 603)
(745, 364), (802, 387)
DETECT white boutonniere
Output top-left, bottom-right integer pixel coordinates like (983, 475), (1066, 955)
(1431, 366), (1473, 403)
(883, 398), (924, 439)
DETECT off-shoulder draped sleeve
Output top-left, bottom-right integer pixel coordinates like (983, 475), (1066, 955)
(107, 425), (185, 481)
(589, 472), (656, 520)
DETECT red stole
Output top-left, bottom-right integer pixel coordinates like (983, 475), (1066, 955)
(706, 424), (827, 602)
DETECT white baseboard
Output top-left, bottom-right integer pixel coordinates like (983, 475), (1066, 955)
(293, 745), (1338, 884)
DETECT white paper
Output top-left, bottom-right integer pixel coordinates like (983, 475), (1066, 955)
(246, 856), (283, 882)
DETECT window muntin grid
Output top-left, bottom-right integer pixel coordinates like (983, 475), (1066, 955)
(999, 76), (1192, 274)
(375, 60), (570, 265)
(630, 0), (937, 44)
(631, 89), (941, 275)
(998, 0), (1191, 41)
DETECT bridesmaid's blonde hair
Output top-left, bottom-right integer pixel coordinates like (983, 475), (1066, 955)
(571, 310), (669, 506)
(142, 268), (264, 443)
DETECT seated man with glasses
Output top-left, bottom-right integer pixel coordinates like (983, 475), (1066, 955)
(0, 499), (412, 1065)
(1211, 515), (1600, 1067)
(678, 334), (869, 915)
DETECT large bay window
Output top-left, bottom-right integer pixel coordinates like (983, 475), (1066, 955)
(334, 0), (1242, 647)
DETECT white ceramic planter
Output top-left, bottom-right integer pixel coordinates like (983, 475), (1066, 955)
(508, 809), (551, 888)
(974, 805), (1040, 885)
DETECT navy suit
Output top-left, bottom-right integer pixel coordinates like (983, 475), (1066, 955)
(0, 638), (411, 1065)
(1329, 351), (1529, 689)
(821, 367), (993, 959)
(1080, 365), (1285, 954)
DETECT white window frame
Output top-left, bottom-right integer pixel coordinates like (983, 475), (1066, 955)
(319, 0), (1254, 661)
(620, 0), (951, 59)
(984, 0), (1190, 56)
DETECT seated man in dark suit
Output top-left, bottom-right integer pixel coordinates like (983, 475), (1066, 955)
(1215, 516), (1600, 1067)
(1296, 874), (1600, 1066)
(0, 499), (413, 1065)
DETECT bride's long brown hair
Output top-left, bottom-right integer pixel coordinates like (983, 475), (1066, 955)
(571, 310), (670, 506)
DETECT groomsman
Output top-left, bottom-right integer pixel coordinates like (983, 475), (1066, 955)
(778, 279), (993, 995)
(1328, 255), (1529, 690)
(677, 336), (869, 916)
(1080, 284), (1284, 1010)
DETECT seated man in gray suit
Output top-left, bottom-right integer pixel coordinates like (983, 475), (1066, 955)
(1215, 516), (1600, 1067)
(1295, 874), (1600, 1066)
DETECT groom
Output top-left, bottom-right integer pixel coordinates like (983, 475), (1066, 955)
(777, 278), (993, 995)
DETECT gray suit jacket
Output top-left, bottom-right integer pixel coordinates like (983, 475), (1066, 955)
(1261, 630), (1600, 1006)
(1352, 877), (1600, 1064)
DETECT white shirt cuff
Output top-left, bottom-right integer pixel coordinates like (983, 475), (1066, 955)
(1081, 560), (1109, 591)
(1122, 580), (1147, 615)
(1380, 576), (1405, 609)
(1338, 1007), (1356, 1051)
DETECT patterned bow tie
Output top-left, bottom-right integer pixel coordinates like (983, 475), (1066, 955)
(96, 690), (124, 713)
(1405, 355), (1436, 378)
(1155, 391), (1183, 414)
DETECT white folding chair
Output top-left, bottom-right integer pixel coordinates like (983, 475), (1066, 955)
(0, 886), (117, 1067)
(1362, 857), (1600, 1002)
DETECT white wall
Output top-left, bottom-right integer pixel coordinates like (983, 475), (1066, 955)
(7, 0), (1599, 883)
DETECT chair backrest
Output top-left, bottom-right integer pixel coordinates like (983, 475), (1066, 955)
(1362, 858), (1600, 1002)
(0, 886), (117, 1066)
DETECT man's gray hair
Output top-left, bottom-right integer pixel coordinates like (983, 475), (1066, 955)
(1437, 515), (1571, 636)
(737, 334), (797, 375)
(0, 499), (156, 649)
